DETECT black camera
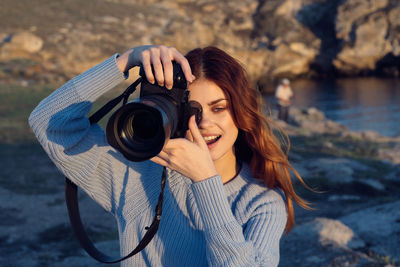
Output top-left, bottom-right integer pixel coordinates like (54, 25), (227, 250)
(106, 62), (202, 162)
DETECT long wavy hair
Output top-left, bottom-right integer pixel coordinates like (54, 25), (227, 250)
(185, 46), (310, 233)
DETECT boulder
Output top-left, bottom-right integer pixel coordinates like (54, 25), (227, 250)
(289, 107), (347, 134)
(334, 12), (393, 74)
(0, 32), (43, 60)
(334, 0), (400, 75)
(378, 143), (400, 164)
(304, 157), (372, 183)
(335, 0), (389, 42)
(281, 201), (400, 266)
(340, 200), (400, 262)
(389, 6), (400, 56)
(280, 217), (371, 267)
(384, 166), (400, 182)
(252, 0), (322, 78)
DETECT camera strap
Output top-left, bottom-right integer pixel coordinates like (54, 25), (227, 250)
(65, 77), (168, 263)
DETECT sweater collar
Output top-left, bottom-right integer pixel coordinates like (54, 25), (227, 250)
(166, 162), (257, 195)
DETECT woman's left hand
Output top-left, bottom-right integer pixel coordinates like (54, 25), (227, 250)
(150, 116), (218, 182)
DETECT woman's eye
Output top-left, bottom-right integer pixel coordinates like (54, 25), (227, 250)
(213, 106), (226, 112)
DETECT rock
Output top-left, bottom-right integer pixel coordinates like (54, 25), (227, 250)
(301, 157), (389, 195)
(340, 200), (400, 262)
(385, 166), (400, 182)
(340, 129), (386, 142)
(281, 202), (400, 266)
(334, 12), (392, 74)
(315, 217), (366, 249)
(2, 0), (400, 85)
(334, 0), (399, 75)
(233, 49), (271, 83)
(289, 107), (347, 134)
(95, 15), (120, 24)
(328, 194), (362, 201)
(280, 217), (370, 267)
(252, 0), (322, 78)
(270, 43), (318, 78)
(305, 157), (371, 183)
(335, 0), (389, 42)
(389, 6), (400, 56)
(360, 178), (385, 191)
(360, 130), (382, 140)
(59, 240), (120, 266)
(378, 143), (400, 164)
(305, 107), (326, 120)
(0, 32), (43, 60)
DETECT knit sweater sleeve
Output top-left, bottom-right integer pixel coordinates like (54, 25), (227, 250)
(191, 176), (287, 267)
(28, 55), (136, 214)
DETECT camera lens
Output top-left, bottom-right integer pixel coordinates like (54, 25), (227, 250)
(106, 98), (177, 162)
(127, 110), (159, 140)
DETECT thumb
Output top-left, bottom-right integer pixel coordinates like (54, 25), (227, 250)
(188, 115), (207, 149)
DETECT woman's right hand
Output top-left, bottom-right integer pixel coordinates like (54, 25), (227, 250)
(116, 45), (195, 89)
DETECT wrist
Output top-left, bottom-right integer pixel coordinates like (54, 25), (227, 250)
(116, 48), (133, 73)
(193, 169), (218, 183)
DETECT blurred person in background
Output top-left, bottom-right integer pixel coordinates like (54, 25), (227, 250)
(275, 78), (293, 123)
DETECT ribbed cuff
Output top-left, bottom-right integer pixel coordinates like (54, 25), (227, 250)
(191, 175), (236, 230)
(73, 54), (127, 102)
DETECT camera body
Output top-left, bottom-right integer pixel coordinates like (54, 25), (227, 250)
(139, 64), (194, 139)
(106, 62), (202, 162)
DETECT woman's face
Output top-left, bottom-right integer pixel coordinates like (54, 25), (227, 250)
(188, 77), (238, 164)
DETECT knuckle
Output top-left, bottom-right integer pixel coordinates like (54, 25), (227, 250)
(152, 60), (162, 68)
(166, 47), (178, 57)
(150, 46), (160, 54)
(140, 50), (150, 61)
(162, 57), (173, 65)
(181, 57), (189, 64)
(169, 154), (178, 163)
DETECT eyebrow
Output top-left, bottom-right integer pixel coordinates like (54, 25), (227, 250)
(208, 98), (228, 106)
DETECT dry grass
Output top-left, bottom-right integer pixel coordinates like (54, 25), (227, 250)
(1, 0), (143, 35)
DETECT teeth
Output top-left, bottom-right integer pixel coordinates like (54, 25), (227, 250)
(203, 135), (219, 141)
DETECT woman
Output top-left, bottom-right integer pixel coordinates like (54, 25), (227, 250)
(29, 45), (309, 266)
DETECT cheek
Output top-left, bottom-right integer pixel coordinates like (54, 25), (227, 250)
(220, 113), (239, 137)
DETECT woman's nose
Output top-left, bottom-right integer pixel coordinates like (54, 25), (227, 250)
(198, 111), (213, 129)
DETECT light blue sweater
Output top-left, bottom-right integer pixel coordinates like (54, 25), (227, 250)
(29, 55), (287, 267)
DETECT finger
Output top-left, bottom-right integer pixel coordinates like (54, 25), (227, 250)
(150, 149), (170, 166)
(150, 155), (168, 167)
(162, 138), (185, 152)
(160, 51), (173, 89)
(170, 48), (195, 84)
(150, 50), (165, 87)
(188, 115), (207, 149)
(157, 150), (170, 160)
(185, 129), (194, 142)
(140, 50), (155, 84)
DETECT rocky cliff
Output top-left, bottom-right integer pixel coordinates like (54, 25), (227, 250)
(1, 0), (399, 90)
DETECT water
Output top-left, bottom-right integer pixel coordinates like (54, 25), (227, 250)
(265, 78), (400, 137)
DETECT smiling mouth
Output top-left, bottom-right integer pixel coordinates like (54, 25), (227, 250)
(203, 135), (221, 145)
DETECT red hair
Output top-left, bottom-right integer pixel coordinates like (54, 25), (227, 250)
(185, 47), (310, 233)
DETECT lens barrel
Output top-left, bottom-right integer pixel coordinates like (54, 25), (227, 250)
(106, 96), (177, 161)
